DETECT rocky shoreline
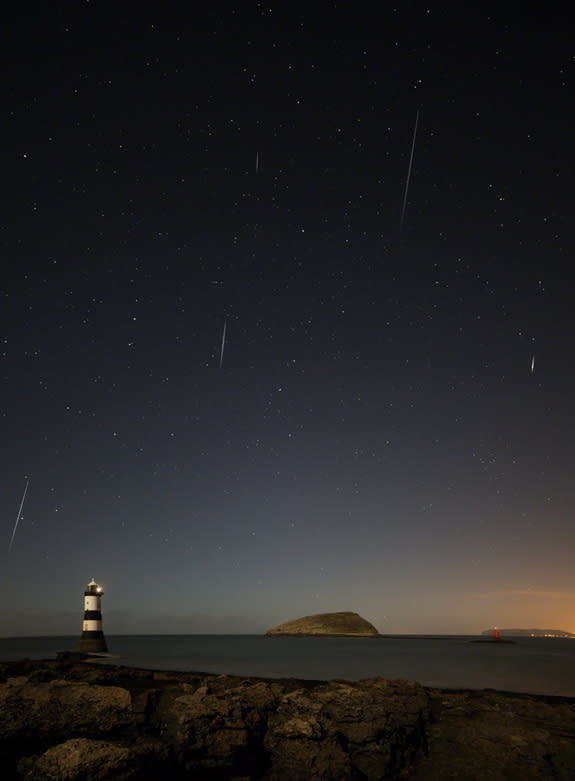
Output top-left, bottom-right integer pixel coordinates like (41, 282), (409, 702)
(1, 658), (574, 780)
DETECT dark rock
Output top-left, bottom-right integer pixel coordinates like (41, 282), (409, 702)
(410, 690), (575, 781)
(160, 678), (282, 776)
(0, 676), (132, 741)
(55, 652), (90, 662)
(0, 660), (574, 780)
(20, 738), (163, 781)
(264, 678), (429, 780)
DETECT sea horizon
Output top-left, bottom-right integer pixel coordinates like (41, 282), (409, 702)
(2, 633), (574, 697)
(2, 632), (485, 639)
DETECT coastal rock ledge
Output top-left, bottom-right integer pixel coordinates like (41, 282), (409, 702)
(266, 611), (380, 636)
(1, 659), (575, 780)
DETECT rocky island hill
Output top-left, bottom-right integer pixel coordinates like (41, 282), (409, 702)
(266, 611), (380, 637)
(1, 657), (575, 780)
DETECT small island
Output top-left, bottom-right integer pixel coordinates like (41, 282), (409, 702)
(266, 611), (380, 637)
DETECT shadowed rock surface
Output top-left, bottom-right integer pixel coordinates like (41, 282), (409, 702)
(1, 659), (574, 779)
(0, 677), (132, 740)
(19, 738), (163, 781)
(411, 689), (575, 781)
(266, 611), (380, 636)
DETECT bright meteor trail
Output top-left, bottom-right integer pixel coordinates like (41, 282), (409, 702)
(400, 109), (419, 231)
(8, 478), (30, 553)
(219, 320), (227, 368)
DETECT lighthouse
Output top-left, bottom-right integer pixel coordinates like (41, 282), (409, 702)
(78, 578), (108, 653)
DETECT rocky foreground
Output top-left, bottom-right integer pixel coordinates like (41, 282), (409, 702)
(1, 658), (574, 780)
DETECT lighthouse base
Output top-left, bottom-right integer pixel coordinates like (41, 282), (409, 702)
(78, 631), (108, 653)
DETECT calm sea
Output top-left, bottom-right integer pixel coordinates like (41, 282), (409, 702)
(1, 635), (574, 697)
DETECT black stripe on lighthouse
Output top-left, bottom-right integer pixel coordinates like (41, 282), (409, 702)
(83, 610), (102, 620)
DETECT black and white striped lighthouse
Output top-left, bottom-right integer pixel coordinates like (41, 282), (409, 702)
(78, 578), (108, 653)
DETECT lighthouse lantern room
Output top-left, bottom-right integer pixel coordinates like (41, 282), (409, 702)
(78, 578), (108, 653)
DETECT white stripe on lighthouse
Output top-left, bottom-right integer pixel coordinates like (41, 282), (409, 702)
(84, 595), (101, 610)
(83, 620), (103, 631)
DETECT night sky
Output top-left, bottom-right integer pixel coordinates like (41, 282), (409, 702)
(2, 5), (574, 636)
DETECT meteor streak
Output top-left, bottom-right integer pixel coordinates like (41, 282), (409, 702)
(8, 478), (30, 552)
(400, 109), (419, 231)
(531, 355), (535, 373)
(219, 320), (227, 368)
